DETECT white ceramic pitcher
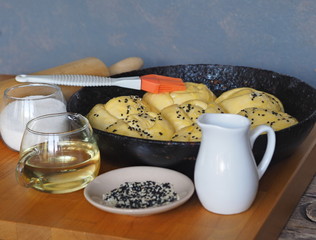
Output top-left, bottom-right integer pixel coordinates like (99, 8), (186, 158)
(194, 113), (276, 215)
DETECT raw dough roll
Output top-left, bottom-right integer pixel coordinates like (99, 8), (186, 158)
(142, 92), (174, 113)
(238, 107), (298, 131)
(106, 119), (143, 138)
(106, 112), (174, 140)
(215, 87), (284, 114)
(161, 104), (194, 132)
(170, 82), (216, 105)
(172, 123), (202, 142)
(179, 100), (225, 121)
(124, 112), (174, 140)
(86, 104), (118, 131)
(104, 95), (150, 119)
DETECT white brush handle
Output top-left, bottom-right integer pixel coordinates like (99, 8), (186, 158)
(15, 74), (141, 90)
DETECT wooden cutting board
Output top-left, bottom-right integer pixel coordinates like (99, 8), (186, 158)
(0, 58), (315, 240)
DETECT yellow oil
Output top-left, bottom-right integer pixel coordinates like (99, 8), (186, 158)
(18, 141), (100, 193)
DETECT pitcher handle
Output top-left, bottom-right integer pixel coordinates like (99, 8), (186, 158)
(250, 125), (276, 179)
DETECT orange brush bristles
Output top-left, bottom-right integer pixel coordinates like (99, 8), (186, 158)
(140, 74), (186, 93)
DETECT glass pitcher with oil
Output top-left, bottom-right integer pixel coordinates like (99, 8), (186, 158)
(16, 112), (100, 194)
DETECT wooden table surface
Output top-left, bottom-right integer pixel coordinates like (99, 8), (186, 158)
(279, 175), (316, 239)
(0, 61), (315, 240)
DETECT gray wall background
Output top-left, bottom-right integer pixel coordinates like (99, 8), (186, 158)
(0, 0), (315, 87)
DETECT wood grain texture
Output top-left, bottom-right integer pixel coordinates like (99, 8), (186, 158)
(0, 57), (109, 102)
(278, 176), (316, 239)
(0, 61), (315, 240)
(0, 124), (314, 240)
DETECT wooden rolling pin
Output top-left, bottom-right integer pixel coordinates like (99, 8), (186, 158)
(0, 56), (144, 103)
(108, 57), (144, 76)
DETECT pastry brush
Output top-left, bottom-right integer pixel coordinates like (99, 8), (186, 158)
(15, 74), (186, 93)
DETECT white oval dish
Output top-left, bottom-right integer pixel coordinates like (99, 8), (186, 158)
(84, 166), (195, 216)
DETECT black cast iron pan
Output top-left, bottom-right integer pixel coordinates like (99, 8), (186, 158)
(67, 64), (316, 178)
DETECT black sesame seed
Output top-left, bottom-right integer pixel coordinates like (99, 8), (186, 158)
(102, 181), (179, 209)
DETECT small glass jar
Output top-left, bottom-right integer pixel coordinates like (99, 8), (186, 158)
(0, 83), (66, 151)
